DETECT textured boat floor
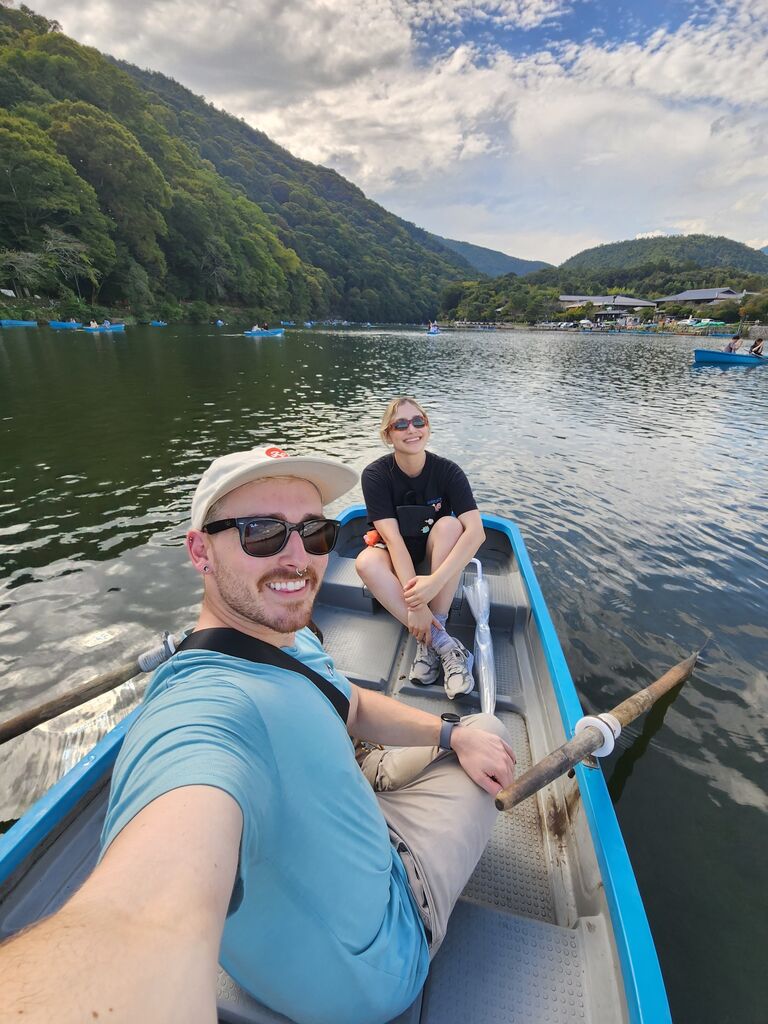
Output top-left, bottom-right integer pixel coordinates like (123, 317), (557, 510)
(422, 902), (589, 1024)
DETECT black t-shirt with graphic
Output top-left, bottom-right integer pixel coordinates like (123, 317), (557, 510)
(361, 451), (477, 560)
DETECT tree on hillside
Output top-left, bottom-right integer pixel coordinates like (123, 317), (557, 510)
(0, 110), (115, 279)
(46, 101), (171, 279)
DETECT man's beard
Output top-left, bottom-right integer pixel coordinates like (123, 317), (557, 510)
(214, 563), (320, 635)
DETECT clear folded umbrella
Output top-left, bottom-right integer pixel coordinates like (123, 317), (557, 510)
(463, 557), (496, 715)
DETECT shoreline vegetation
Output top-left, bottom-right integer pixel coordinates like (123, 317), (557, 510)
(2, 7), (767, 333)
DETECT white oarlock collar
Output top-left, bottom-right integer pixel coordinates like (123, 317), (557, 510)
(574, 712), (622, 757)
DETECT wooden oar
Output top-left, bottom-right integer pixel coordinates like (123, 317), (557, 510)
(0, 654), (145, 746)
(495, 650), (699, 812)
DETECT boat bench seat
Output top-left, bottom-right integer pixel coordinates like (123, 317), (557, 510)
(320, 555), (529, 631)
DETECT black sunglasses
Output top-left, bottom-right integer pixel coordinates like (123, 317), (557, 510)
(389, 415), (427, 431)
(203, 516), (340, 558)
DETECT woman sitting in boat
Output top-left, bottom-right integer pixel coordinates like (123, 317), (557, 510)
(723, 336), (743, 353)
(749, 337), (764, 356)
(89, 319), (98, 328)
(357, 396), (485, 697)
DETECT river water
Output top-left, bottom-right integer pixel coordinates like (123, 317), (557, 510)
(0, 324), (765, 1022)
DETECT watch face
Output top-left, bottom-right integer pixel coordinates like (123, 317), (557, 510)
(441, 712), (461, 724)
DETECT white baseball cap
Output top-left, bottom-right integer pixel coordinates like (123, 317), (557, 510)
(190, 445), (359, 530)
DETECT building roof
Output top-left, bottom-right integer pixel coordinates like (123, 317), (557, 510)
(559, 294), (656, 307)
(656, 288), (742, 302)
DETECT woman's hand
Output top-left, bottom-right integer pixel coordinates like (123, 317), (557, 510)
(407, 604), (440, 643)
(403, 574), (442, 608)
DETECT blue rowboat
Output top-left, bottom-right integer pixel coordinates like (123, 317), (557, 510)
(149, 320), (168, 327)
(0, 506), (672, 1023)
(243, 327), (285, 337)
(427, 328), (440, 335)
(81, 323), (126, 333)
(48, 321), (83, 330)
(280, 320), (295, 327)
(0, 319), (38, 328)
(694, 348), (766, 366)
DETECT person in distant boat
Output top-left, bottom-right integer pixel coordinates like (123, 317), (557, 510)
(723, 335), (743, 353)
(748, 337), (764, 356)
(88, 319), (98, 328)
(357, 397), (486, 699)
(0, 445), (515, 1024)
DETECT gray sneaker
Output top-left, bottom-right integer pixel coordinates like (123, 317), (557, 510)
(440, 641), (475, 698)
(409, 641), (442, 686)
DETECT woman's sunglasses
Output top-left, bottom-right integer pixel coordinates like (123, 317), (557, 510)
(389, 415), (427, 431)
(203, 516), (340, 558)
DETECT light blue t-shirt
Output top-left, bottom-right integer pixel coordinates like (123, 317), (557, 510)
(101, 628), (429, 1024)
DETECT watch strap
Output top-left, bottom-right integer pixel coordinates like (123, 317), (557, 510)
(439, 718), (458, 751)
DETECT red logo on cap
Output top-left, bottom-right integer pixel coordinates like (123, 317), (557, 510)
(265, 446), (289, 459)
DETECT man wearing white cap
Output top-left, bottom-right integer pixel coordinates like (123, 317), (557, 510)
(2, 446), (515, 1024)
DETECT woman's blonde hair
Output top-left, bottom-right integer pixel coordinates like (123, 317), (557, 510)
(378, 396), (430, 445)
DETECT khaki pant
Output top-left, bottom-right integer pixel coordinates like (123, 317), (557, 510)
(358, 713), (508, 956)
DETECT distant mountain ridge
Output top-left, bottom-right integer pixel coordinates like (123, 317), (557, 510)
(561, 234), (768, 274)
(426, 234), (551, 277)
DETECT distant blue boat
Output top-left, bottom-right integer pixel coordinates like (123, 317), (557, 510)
(280, 320), (295, 327)
(81, 323), (126, 333)
(0, 319), (37, 328)
(303, 321), (314, 328)
(149, 320), (167, 327)
(48, 321), (82, 330)
(427, 327), (440, 335)
(694, 349), (767, 367)
(243, 328), (285, 337)
(215, 319), (225, 327)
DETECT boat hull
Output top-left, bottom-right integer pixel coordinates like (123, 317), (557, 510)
(243, 328), (285, 337)
(81, 324), (126, 333)
(0, 508), (669, 1023)
(694, 349), (766, 366)
(48, 321), (83, 329)
(0, 319), (38, 328)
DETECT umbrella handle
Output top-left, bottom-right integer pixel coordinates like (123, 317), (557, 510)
(469, 557), (483, 582)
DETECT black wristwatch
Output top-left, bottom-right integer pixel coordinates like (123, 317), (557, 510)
(439, 712), (461, 751)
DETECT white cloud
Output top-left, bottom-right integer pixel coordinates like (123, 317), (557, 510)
(22, 0), (768, 264)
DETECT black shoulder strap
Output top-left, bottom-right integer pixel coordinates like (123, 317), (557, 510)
(176, 627), (349, 724)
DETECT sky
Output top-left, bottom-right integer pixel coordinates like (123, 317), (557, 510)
(23, 0), (768, 265)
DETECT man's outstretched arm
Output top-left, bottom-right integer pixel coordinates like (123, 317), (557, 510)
(0, 784), (242, 1024)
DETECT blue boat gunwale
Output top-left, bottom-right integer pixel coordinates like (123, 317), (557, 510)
(0, 505), (669, 1023)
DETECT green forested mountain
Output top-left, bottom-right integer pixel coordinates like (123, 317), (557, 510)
(0, 5), (473, 321)
(560, 234), (768, 274)
(117, 62), (474, 320)
(425, 234), (550, 277)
